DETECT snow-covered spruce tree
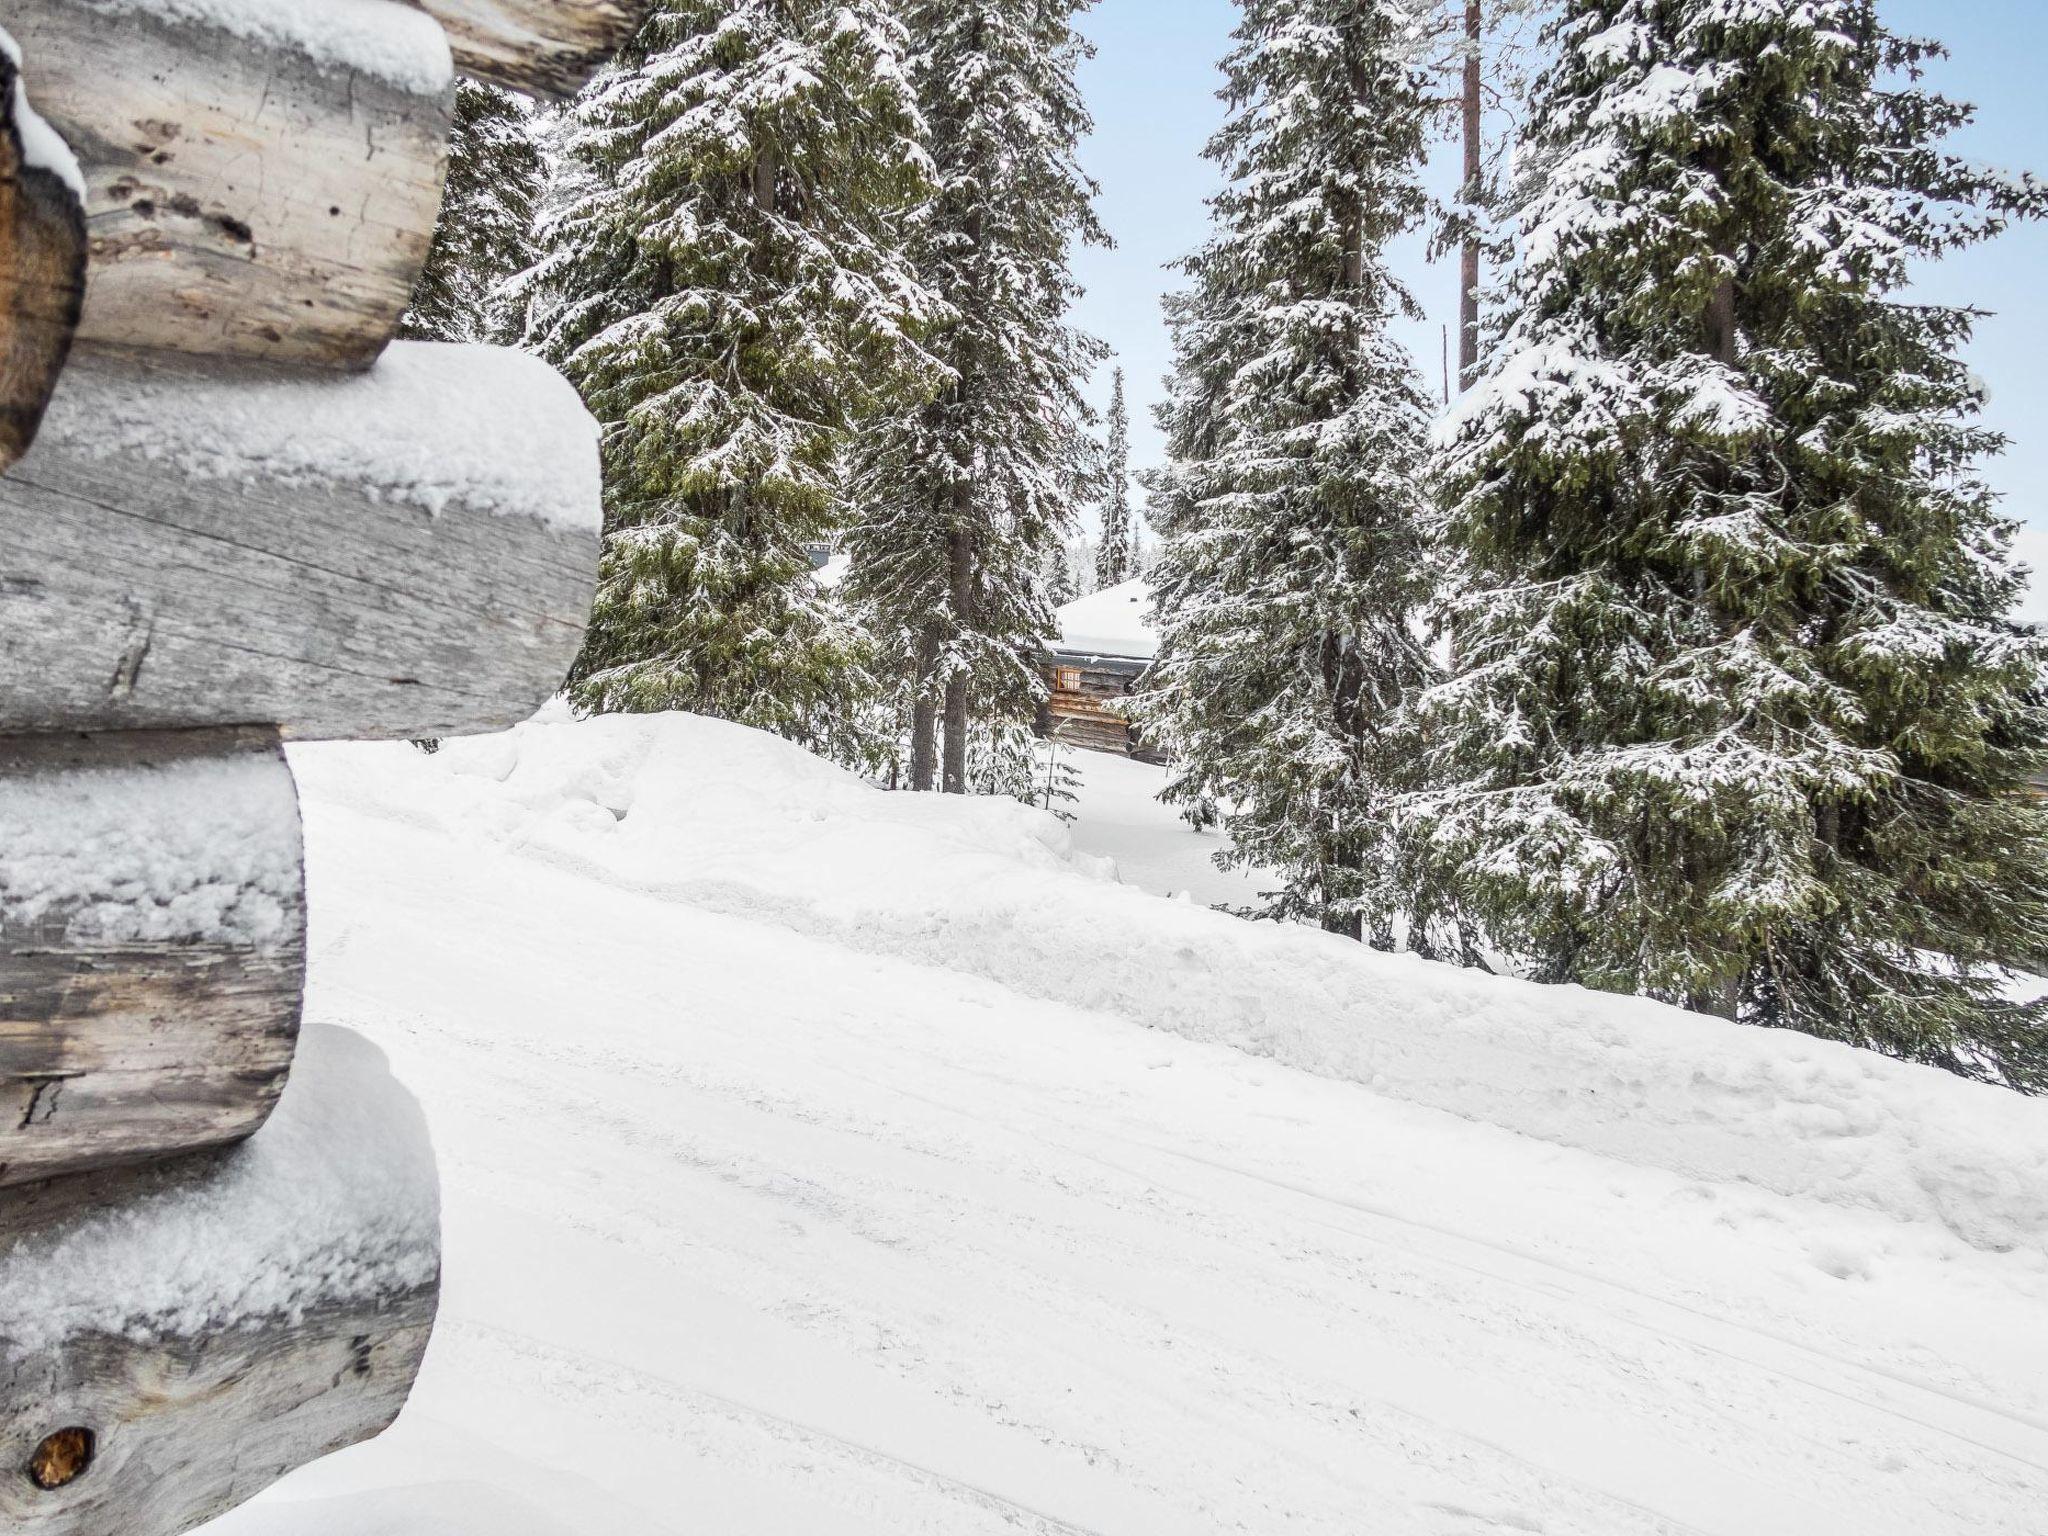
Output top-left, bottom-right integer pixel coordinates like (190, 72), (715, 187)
(1424, 0), (2048, 1088)
(1095, 367), (1135, 588)
(525, 2), (942, 768)
(1045, 539), (1079, 610)
(1141, 0), (1442, 945)
(845, 0), (1107, 794)
(404, 78), (544, 344)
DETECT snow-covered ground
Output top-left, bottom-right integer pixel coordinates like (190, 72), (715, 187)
(1062, 747), (1269, 911)
(207, 713), (2048, 1536)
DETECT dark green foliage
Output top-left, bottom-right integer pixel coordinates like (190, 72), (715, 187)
(845, 0), (1107, 792)
(526, 2), (942, 769)
(1144, 0), (1443, 944)
(404, 78), (543, 345)
(1425, 0), (2048, 1089)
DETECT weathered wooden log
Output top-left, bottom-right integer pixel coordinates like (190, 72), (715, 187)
(8, 0), (452, 368)
(406, 0), (654, 98)
(0, 342), (603, 742)
(0, 1025), (441, 1536)
(0, 31), (86, 472)
(0, 728), (304, 1190)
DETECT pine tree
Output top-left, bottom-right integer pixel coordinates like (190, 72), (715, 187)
(1095, 367), (1135, 588)
(1424, 0), (2048, 1089)
(404, 78), (544, 344)
(846, 0), (1107, 794)
(1143, 0), (1441, 944)
(1046, 539), (1079, 610)
(525, 1), (942, 768)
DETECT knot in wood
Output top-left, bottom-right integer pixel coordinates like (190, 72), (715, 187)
(28, 1427), (94, 1491)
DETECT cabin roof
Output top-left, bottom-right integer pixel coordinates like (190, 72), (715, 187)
(1055, 578), (1156, 662)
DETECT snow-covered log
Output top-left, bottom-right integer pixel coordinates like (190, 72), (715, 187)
(0, 29), (85, 472)
(0, 728), (304, 1190)
(0, 343), (602, 742)
(6, 0), (452, 369)
(405, 0), (655, 98)
(0, 1026), (440, 1536)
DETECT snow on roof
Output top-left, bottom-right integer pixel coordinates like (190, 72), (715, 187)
(813, 551), (853, 591)
(38, 342), (604, 535)
(68, 0), (454, 94)
(1056, 578), (1157, 661)
(0, 1025), (439, 1351)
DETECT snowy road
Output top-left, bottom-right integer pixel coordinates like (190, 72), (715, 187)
(210, 731), (2048, 1536)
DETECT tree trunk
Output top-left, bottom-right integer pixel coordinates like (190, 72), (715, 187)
(1707, 273), (1739, 367)
(1458, 0), (1483, 391)
(910, 625), (940, 792)
(941, 524), (973, 796)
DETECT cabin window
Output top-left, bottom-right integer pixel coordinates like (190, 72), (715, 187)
(1054, 666), (1084, 692)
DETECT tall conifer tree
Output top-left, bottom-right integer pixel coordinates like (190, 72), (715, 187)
(1425, 0), (2048, 1088)
(526, 1), (942, 767)
(404, 78), (544, 344)
(846, 0), (1107, 793)
(1143, 0), (1440, 944)
(1096, 368), (1135, 588)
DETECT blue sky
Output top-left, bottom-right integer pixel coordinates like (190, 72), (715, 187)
(1068, 1), (2048, 613)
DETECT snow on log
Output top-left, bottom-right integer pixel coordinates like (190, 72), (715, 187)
(0, 342), (603, 742)
(404, 0), (654, 98)
(0, 28), (85, 473)
(6, 0), (452, 369)
(0, 728), (304, 1190)
(0, 1025), (440, 1536)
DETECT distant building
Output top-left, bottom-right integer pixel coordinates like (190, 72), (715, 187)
(1040, 579), (1163, 762)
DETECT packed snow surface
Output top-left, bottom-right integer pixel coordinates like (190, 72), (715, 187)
(0, 1025), (438, 1354)
(208, 711), (2046, 1534)
(0, 25), (84, 198)
(67, 0), (453, 94)
(0, 752), (299, 946)
(1057, 577), (1158, 659)
(35, 344), (603, 535)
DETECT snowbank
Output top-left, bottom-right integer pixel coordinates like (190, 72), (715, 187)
(294, 713), (2048, 1258)
(0, 1025), (439, 1352)
(1056, 578), (1157, 659)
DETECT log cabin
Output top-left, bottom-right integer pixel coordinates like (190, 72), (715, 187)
(0, 4), (641, 1530)
(1041, 578), (1165, 763)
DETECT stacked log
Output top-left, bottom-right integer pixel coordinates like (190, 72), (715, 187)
(0, 345), (600, 741)
(7, 0), (454, 369)
(407, 0), (654, 98)
(0, 1027), (440, 1536)
(0, 3), (636, 1530)
(0, 729), (304, 1189)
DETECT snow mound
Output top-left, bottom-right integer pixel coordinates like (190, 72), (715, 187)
(293, 712), (2048, 1259)
(0, 1025), (439, 1353)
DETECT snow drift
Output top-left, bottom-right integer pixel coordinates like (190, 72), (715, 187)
(293, 711), (2048, 1259)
